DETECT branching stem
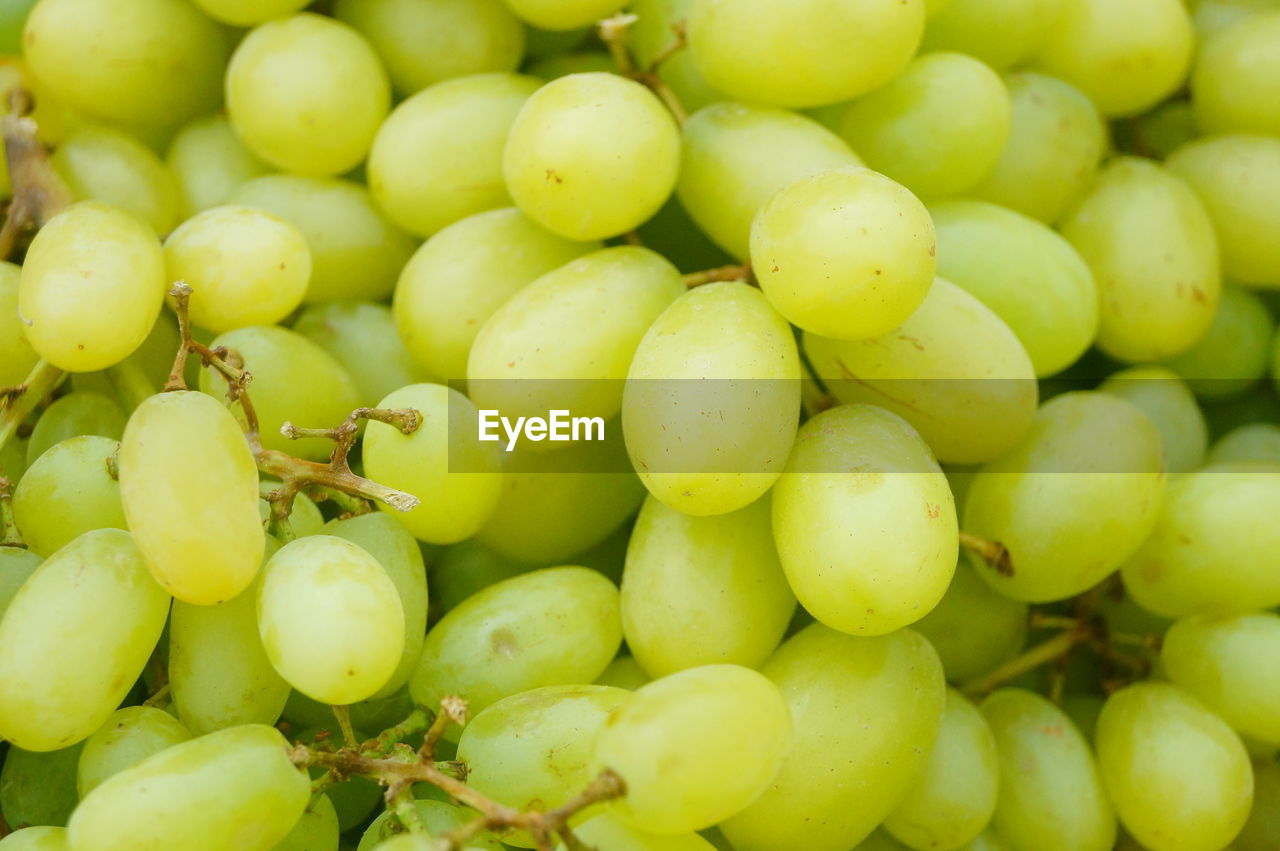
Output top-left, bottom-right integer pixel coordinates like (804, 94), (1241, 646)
(596, 12), (690, 126)
(0, 359), (65, 455)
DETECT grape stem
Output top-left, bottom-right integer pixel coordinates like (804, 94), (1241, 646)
(0, 475), (24, 548)
(958, 530), (1014, 577)
(0, 358), (66, 455)
(331, 704), (358, 748)
(596, 13), (690, 126)
(0, 86), (73, 260)
(961, 628), (1089, 696)
(682, 262), (754, 288)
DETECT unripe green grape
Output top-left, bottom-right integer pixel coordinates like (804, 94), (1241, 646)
(555, 814), (715, 851)
(165, 115), (270, 218)
(922, 0), (1064, 70)
(293, 301), (430, 405)
(1209, 423), (1280, 464)
(677, 102), (861, 260)
(429, 540), (535, 615)
(629, 0), (722, 113)
(596, 655), (650, 691)
(930, 199), (1097, 376)
(721, 625), (945, 851)
(0, 547), (40, 621)
(0, 529), (169, 751)
(190, 0), (309, 25)
(751, 166), (936, 341)
(0, 743), (82, 830)
(1099, 366), (1208, 474)
(623, 282), (801, 517)
(1059, 157), (1221, 362)
(51, 125), (179, 236)
(25, 393), (126, 466)
(76, 706), (191, 797)
(0, 261), (37, 386)
(409, 567), (621, 719)
(0, 826), (68, 849)
(119, 391), (263, 605)
(1237, 756), (1280, 851)
(804, 278), (1038, 465)
(1192, 12), (1280, 137)
(12, 435), (125, 557)
(1165, 285), (1275, 399)
(913, 562), (1028, 684)
(67, 725), (309, 851)
(839, 53), (1011, 200)
(964, 392), (1165, 602)
(503, 73), (678, 240)
(1097, 682), (1253, 851)
(362, 383), (503, 544)
(273, 793), (338, 851)
(18, 201), (165, 373)
(226, 14), (390, 177)
(502, 0), (624, 29)
(369, 73), (540, 237)
(357, 800), (502, 850)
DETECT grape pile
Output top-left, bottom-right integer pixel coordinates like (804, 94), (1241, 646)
(0, 0), (1278, 850)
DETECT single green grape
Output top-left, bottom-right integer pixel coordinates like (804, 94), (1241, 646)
(628, 0), (722, 113)
(0, 744), (82, 831)
(501, 0), (624, 29)
(913, 562), (1028, 685)
(165, 115), (270, 218)
(0, 0), (37, 54)
(272, 793), (339, 851)
(555, 814), (716, 851)
(293, 301), (430, 405)
(1192, 12), (1280, 137)
(12, 435), (125, 557)
(76, 706), (191, 797)
(1165, 285), (1276, 398)
(922, 0), (1064, 70)
(428, 540), (535, 616)
(1209, 423), (1280, 464)
(0, 260), (38, 386)
(1099, 365), (1208, 473)
(51, 124), (180, 236)
(25, 392), (125, 466)
(0, 826), (70, 849)
(1236, 755), (1280, 851)
(0, 547), (40, 621)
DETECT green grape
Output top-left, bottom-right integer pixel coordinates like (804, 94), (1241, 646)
(325, 513), (428, 698)
(1192, 0), (1280, 39)
(1033, 0), (1194, 117)
(18, 201), (165, 373)
(429, 540), (535, 615)
(623, 282), (801, 516)
(258, 535), (405, 706)
(76, 706), (191, 797)
(51, 124), (180, 236)
(1059, 157), (1221, 362)
(980, 689), (1116, 851)
(720, 625), (945, 851)
(502, 0), (624, 29)
(357, 800), (501, 851)
(369, 73), (541, 237)
(362, 383), (503, 544)
(555, 814), (715, 851)
(686, 0), (924, 108)
(595, 655), (650, 691)
(0, 547), (40, 621)
(1099, 366), (1208, 473)
(526, 51), (615, 80)
(0, 261), (37, 386)
(0, 826), (69, 850)
(1162, 612), (1280, 745)
(913, 562), (1028, 684)
(165, 115), (270, 218)
(272, 793), (338, 851)
(190, 0), (308, 25)
(0, 0), (36, 54)
(884, 689), (999, 851)
(0, 744), (82, 829)
(22, 0), (229, 129)
(963, 392), (1165, 602)
(1192, 12), (1280, 137)
(199, 325), (362, 460)
(0, 529), (168, 751)
(677, 102), (861, 260)
(1121, 462), (1280, 616)
(409, 567), (621, 719)
(1167, 135), (1280, 289)
(119, 391), (263, 605)
(1209, 423), (1280, 464)
(804, 278), (1038, 465)
(628, 0), (721, 112)
(839, 53), (1010, 200)
(1237, 756), (1280, 851)
(1165, 285), (1275, 399)
(751, 166), (936, 340)
(25, 392), (125, 466)
(67, 725), (309, 851)
(468, 245), (683, 422)
(458, 684), (630, 846)
(258, 482), (324, 538)
(502, 72), (680, 240)
(226, 14), (389, 177)
(970, 71), (1106, 224)
(164, 206), (310, 332)
(293, 301), (429, 405)
(1096, 682), (1253, 851)
(594, 664), (789, 834)
(852, 830), (909, 851)
(12, 435), (125, 557)
(230, 175), (415, 303)
(922, 0), (1064, 70)
(1115, 99), (1198, 160)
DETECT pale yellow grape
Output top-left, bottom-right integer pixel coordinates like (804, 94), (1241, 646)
(1165, 285), (1275, 398)
(22, 0), (229, 129)
(503, 73), (679, 240)
(621, 494), (794, 677)
(293, 301), (429, 405)
(166, 115), (270, 218)
(231, 175), (416, 302)
(771, 405), (956, 636)
(77, 706), (191, 796)
(335, 0), (524, 94)
(629, 0), (722, 114)
(623, 282), (800, 516)
(226, 14), (390, 177)
(1034, 0), (1194, 117)
(1163, 613), (1280, 745)
(1096, 682), (1253, 851)
(721, 625), (945, 851)
(596, 655), (650, 691)
(1167, 135), (1280, 288)
(555, 814), (716, 851)
(12, 435), (125, 557)
(1237, 756), (1280, 851)
(362, 383), (503, 544)
(0, 827), (68, 849)
(1099, 366), (1208, 474)
(1192, 13), (1280, 137)
(0, 547), (40, 622)
(468, 246), (682, 423)
(257, 482), (324, 538)
(369, 73), (540, 237)
(163, 206), (309, 332)
(930, 199), (1097, 376)
(884, 689), (999, 851)
(51, 124), (179, 236)
(1121, 462), (1280, 616)
(191, 0), (309, 25)
(922, 0), (1064, 70)
(964, 392), (1165, 602)
(913, 562), (1028, 685)
(1059, 157), (1221, 362)
(0, 529), (169, 751)
(751, 166), (936, 340)
(838, 53), (1011, 200)
(982, 689), (1114, 851)
(393, 207), (597, 380)
(18, 201), (165, 372)
(25, 392), (125, 466)
(1209, 423), (1280, 464)
(502, 0), (623, 29)
(686, 0), (924, 108)
(409, 567), (621, 718)
(119, 391), (263, 605)
(67, 725), (308, 851)
(677, 102), (861, 260)
(971, 72), (1106, 224)
(804, 278), (1038, 464)
(0, 261), (37, 385)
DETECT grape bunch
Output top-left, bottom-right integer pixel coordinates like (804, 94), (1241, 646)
(0, 0), (1278, 850)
